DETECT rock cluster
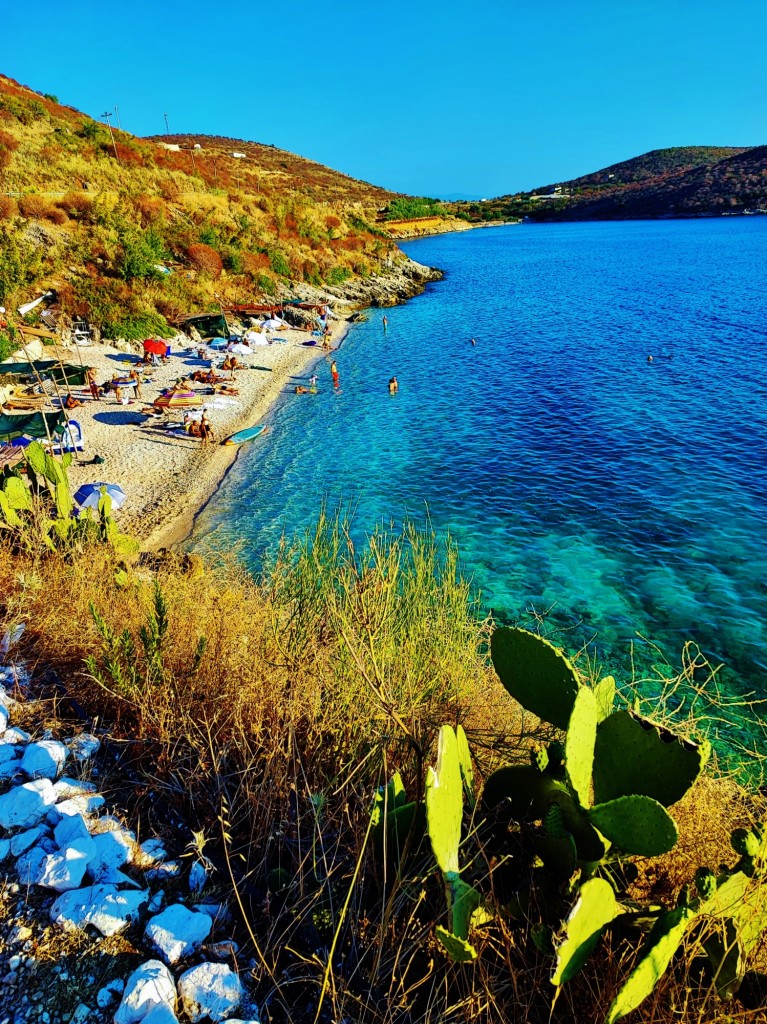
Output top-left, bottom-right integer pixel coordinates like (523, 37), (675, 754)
(0, 669), (259, 1024)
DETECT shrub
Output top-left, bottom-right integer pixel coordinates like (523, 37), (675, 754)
(241, 251), (271, 276)
(187, 242), (223, 278)
(253, 272), (276, 295)
(18, 194), (66, 224)
(0, 196), (18, 220)
(326, 265), (351, 286)
(43, 93), (59, 104)
(55, 192), (94, 220)
(134, 195), (165, 226)
(80, 119), (102, 141)
(0, 227), (44, 303)
(325, 214), (341, 231)
(0, 128), (19, 152)
(267, 247), (290, 277)
(119, 229), (167, 282)
(159, 178), (181, 201)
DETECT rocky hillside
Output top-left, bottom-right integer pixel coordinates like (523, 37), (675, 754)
(0, 75), (431, 354)
(454, 146), (767, 222)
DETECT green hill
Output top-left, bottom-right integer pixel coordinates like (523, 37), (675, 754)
(453, 146), (767, 222)
(0, 74), (412, 350)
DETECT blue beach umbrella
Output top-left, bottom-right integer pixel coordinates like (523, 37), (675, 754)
(208, 337), (228, 350)
(73, 482), (127, 512)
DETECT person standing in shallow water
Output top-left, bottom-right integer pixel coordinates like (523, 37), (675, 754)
(382, 314), (388, 333)
(331, 359), (340, 389)
(388, 376), (398, 394)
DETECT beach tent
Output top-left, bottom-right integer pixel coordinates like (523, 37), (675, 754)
(0, 410), (66, 444)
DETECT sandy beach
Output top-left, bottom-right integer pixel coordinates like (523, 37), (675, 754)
(49, 321), (350, 551)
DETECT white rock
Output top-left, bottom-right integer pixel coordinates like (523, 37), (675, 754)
(141, 1005), (179, 1024)
(20, 740), (68, 780)
(0, 760), (21, 781)
(139, 838), (167, 864)
(16, 843), (49, 884)
(50, 884), (149, 936)
(189, 861), (208, 892)
(47, 793), (105, 824)
(145, 903), (212, 965)
(3, 726), (30, 744)
(70, 1003), (92, 1024)
(37, 834), (95, 891)
(195, 902), (232, 925)
(96, 978), (125, 1009)
(145, 860), (181, 882)
(52, 777), (98, 800)
(0, 742), (22, 766)
(222, 1019), (261, 1024)
(10, 825), (46, 857)
(178, 962), (243, 1022)
(0, 778), (56, 829)
(67, 732), (101, 761)
(88, 830), (137, 886)
(0, 703), (8, 733)
(114, 959), (176, 1024)
(54, 811), (92, 848)
(0, 837), (10, 861)
(147, 890), (165, 913)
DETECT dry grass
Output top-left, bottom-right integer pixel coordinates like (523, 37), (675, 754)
(1, 511), (766, 1024)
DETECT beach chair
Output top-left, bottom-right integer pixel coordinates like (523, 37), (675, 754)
(49, 419), (85, 454)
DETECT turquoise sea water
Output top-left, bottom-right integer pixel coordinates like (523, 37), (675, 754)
(189, 219), (767, 707)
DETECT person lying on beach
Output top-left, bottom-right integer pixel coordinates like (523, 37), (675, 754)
(192, 369), (224, 384)
(294, 385), (312, 394)
(212, 383), (239, 396)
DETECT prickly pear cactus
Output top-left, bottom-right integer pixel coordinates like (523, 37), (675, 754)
(551, 878), (617, 986)
(588, 795), (678, 857)
(426, 725), (462, 876)
(490, 627), (581, 730)
(592, 710), (710, 807)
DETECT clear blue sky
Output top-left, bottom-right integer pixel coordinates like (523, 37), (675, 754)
(3, 0), (765, 198)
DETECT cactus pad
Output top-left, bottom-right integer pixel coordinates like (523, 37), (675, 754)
(551, 877), (617, 986)
(588, 795), (678, 856)
(593, 710), (710, 807)
(490, 626), (581, 730)
(565, 685), (597, 808)
(426, 725), (463, 875)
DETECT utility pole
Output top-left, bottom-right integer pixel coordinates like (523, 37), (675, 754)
(164, 112), (170, 135)
(101, 111), (119, 162)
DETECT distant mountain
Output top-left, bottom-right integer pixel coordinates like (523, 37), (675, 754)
(452, 147), (767, 222)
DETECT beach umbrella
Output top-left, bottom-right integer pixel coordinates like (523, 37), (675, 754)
(208, 337), (228, 350)
(73, 482), (127, 511)
(142, 338), (167, 356)
(153, 390), (201, 411)
(228, 343), (251, 355)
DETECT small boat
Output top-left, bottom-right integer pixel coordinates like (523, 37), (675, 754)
(223, 423), (267, 446)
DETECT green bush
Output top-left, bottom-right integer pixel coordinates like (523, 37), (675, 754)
(267, 248), (290, 277)
(102, 310), (171, 341)
(118, 229), (167, 282)
(253, 272), (276, 295)
(0, 330), (16, 362)
(0, 228), (44, 304)
(384, 196), (445, 221)
(326, 265), (351, 286)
